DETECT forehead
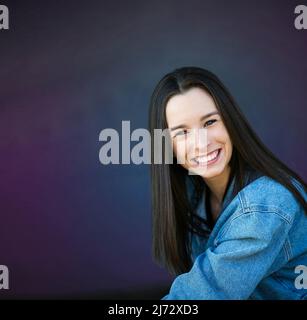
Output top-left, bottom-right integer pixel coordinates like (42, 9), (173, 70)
(165, 87), (217, 127)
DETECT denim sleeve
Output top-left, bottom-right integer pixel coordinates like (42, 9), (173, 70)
(162, 210), (292, 300)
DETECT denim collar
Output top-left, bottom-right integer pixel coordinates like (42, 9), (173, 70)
(189, 166), (263, 223)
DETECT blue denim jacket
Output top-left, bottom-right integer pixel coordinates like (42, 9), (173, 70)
(162, 172), (307, 300)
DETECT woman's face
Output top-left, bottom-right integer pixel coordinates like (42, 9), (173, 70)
(166, 87), (233, 180)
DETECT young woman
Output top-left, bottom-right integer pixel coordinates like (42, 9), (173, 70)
(148, 66), (307, 300)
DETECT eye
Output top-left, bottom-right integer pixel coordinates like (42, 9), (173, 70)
(174, 129), (188, 138)
(204, 119), (217, 127)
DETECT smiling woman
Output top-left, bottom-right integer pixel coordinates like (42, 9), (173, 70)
(148, 66), (307, 300)
(166, 88), (233, 192)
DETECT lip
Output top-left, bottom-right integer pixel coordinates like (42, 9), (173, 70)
(191, 148), (222, 167)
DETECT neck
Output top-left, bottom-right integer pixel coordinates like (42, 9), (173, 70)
(203, 166), (231, 205)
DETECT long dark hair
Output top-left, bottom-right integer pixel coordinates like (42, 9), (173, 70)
(148, 66), (307, 276)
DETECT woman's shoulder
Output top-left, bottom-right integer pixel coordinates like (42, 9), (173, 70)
(237, 175), (306, 223)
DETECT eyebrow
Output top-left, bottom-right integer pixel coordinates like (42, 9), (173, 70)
(170, 111), (219, 131)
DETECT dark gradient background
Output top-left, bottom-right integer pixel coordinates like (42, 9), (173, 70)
(0, 0), (306, 299)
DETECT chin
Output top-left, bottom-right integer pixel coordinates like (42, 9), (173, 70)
(187, 162), (227, 178)
(202, 169), (225, 179)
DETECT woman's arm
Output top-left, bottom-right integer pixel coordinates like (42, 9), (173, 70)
(162, 209), (292, 300)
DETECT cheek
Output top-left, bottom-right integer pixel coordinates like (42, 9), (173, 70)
(209, 125), (226, 143)
(173, 139), (187, 159)
(172, 138), (194, 170)
(216, 124), (230, 143)
(223, 133), (233, 157)
(214, 125), (232, 155)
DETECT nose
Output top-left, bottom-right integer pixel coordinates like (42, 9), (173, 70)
(188, 128), (210, 157)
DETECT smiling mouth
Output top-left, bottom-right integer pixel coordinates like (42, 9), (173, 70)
(191, 148), (222, 165)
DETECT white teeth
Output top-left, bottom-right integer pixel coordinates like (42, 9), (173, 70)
(192, 149), (220, 164)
